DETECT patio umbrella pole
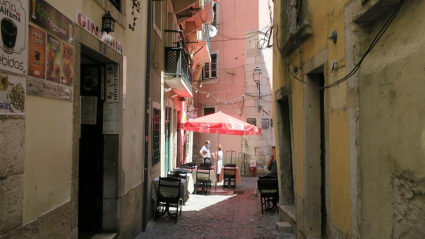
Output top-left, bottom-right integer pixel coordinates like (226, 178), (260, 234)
(215, 131), (219, 191)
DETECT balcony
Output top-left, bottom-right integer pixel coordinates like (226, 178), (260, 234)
(164, 30), (193, 98)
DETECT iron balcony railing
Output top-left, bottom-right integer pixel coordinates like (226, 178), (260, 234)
(164, 30), (193, 93)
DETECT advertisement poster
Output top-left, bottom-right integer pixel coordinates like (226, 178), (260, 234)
(81, 96), (97, 125)
(105, 64), (119, 102)
(82, 66), (99, 94)
(46, 34), (61, 83)
(28, 25), (45, 79)
(103, 102), (119, 134)
(29, 0), (73, 43)
(0, 0), (28, 75)
(61, 43), (73, 86)
(0, 74), (26, 115)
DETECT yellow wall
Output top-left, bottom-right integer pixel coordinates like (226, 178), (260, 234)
(24, 96), (73, 222)
(273, 0), (352, 236)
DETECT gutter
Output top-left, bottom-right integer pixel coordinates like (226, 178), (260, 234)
(142, 0), (152, 231)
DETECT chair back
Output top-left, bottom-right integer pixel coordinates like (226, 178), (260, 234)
(196, 166), (211, 182)
(224, 166), (236, 178)
(257, 176), (278, 194)
(200, 163), (211, 168)
(224, 163), (236, 167)
(171, 169), (188, 179)
(157, 177), (182, 202)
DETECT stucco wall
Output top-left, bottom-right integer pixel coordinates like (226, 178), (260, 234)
(357, 1), (425, 238)
(23, 96), (73, 222)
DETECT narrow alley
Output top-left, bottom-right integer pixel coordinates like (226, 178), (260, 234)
(137, 177), (294, 239)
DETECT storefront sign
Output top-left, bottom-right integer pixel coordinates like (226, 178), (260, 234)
(75, 9), (123, 55)
(103, 102), (119, 134)
(0, 0), (28, 75)
(0, 74), (25, 115)
(26, 77), (72, 101)
(28, 25), (45, 79)
(105, 64), (119, 102)
(81, 96), (97, 125)
(29, 0), (73, 43)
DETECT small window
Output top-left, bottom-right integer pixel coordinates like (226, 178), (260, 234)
(203, 107), (215, 116)
(109, 0), (121, 10)
(212, 4), (219, 28)
(153, 0), (162, 38)
(203, 53), (218, 79)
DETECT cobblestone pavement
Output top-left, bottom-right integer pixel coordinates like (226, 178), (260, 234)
(136, 177), (294, 239)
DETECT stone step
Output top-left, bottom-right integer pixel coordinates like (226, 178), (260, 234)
(276, 221), (292, 233)
(209, 189), (234, 195)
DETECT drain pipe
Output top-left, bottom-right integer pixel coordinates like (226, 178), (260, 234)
(142, 0), (152, 231)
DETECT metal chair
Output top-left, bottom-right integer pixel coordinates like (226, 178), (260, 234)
(195, 166), (212, 195)
(223, 166), (237, 188)
(154, 177), (183, 223)
(257, 176), (279, 214)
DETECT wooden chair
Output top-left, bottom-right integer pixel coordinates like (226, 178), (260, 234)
(223, 166), (237, 188)
(155, 177), (183, 223)
(195, 166), (212, 195)
(257, 176), (279, 214)
(200, 163), (211, 168)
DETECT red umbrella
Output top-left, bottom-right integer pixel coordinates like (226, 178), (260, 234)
(180, 111), (261, 135)
(179, 111), (261, 191)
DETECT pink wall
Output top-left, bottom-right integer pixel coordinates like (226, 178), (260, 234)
(193, 0), (264, 160)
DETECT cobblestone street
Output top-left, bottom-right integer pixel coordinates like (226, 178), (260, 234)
(136, 177), (294, 239)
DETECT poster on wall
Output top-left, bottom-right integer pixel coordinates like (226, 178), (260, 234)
(29, 0), (73, 43)
(28, 25), (45, 79)
(103, 102), (119, 134)
(82, 66), (99, 94)
(0, 0), (28, 75)
(0, 74), (26, 115)
(81, 96), (97, 125)
(46, 34), (61, 83)
(61, 43), (73, 86)
(105, 64), (119, 102)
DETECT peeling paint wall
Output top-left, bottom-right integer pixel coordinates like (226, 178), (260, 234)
(354, 0), (425, 238)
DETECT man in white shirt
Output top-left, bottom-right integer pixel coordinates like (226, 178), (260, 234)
(199, 140), (211, 163)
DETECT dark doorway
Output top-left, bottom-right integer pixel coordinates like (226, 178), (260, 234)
(78, 45), (119, 235)
(277, 93), (294, 205)
(79, 56), (104, 232)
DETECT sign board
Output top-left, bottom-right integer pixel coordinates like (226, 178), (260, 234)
(81, 96), (97, 125)
(105, 64), (119, 102)
(103, 102), (119, 134)
(0, 0), (28, 75)
(261, 118), (269, 129)
(75, 9), (123, 54)
(26, 77), (72, 100)
(0, 74), (25, 115)
(29, 0), (73, 43)
(247, 118), (256, 126)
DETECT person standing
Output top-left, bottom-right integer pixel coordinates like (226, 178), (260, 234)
(267, 146), (277, 175)
(199, 140), (211, 163)
(213, 144), (223, 181)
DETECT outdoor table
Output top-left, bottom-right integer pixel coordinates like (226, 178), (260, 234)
(151, 177), (189, 203)
(218, 166), (241, 183)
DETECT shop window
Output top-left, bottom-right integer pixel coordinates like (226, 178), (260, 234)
(203, 107), (215, 116)
(203, 53), (218, 79)
(152, 108), (161, 165)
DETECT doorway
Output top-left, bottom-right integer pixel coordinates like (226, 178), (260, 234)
(305, 67), (327, 238)
(78, 45), (119, 235)
(277, 91), (294, 205)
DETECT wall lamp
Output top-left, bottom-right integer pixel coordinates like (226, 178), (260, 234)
(102, 11), (116, 34)
(252, 66), (262, 113)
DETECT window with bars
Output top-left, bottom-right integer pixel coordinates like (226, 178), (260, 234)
(203, 53), (218, 79)
(152, 108), (161, 165)
(109, 0), (121, 10)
